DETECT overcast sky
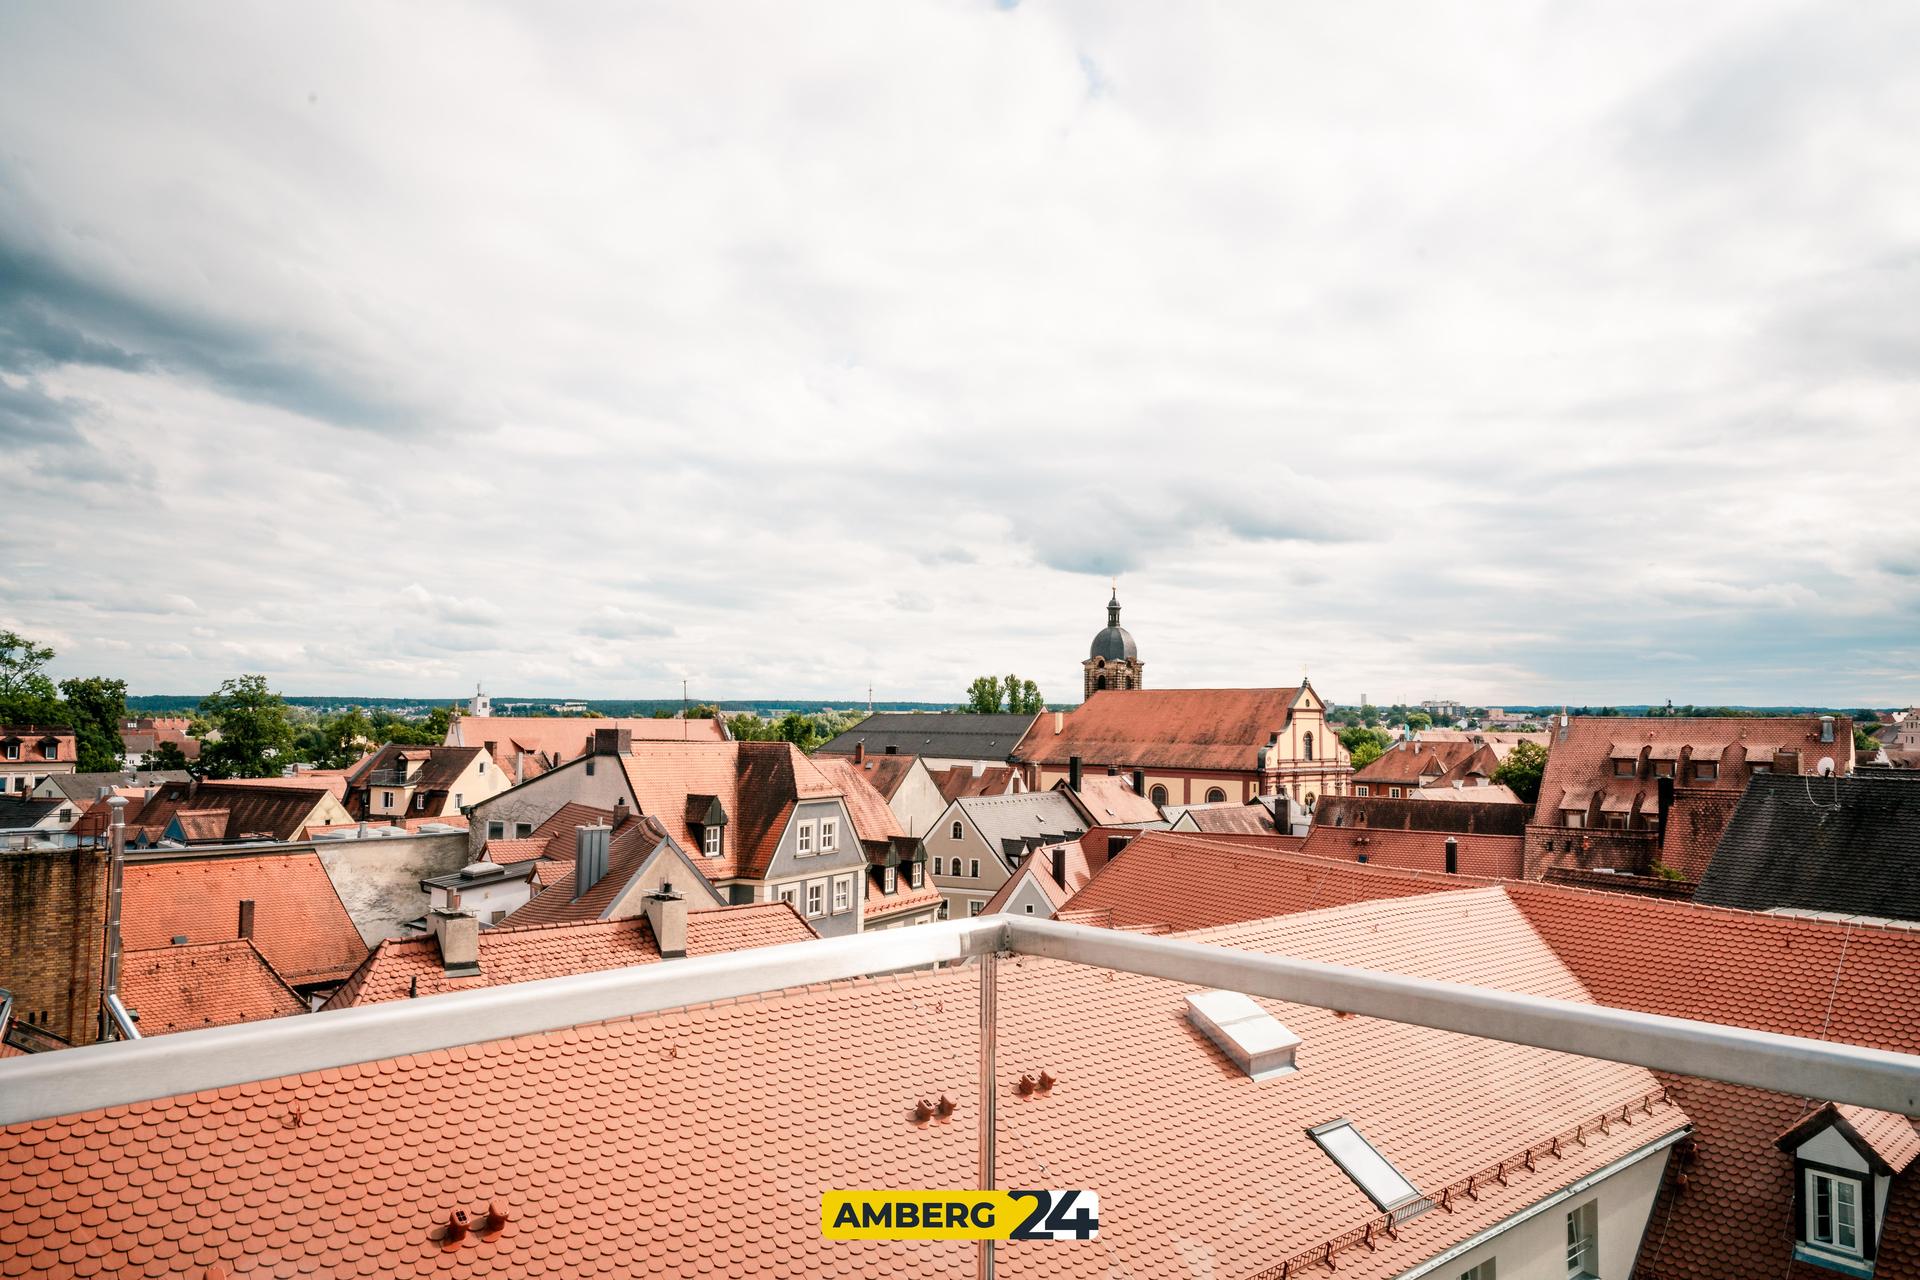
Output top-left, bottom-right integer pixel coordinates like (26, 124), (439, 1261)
(3, 2), (1917, 707)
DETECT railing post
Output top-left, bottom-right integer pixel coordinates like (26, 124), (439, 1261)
(979, 949), (998, 1280)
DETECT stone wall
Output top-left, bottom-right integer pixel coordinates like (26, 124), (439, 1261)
(0, 844), (107, 1045)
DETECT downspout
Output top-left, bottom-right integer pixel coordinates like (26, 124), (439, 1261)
(100, 796), (138, 1040)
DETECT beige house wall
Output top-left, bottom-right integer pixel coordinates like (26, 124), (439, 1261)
(922, 800), (1012, 918)
(1410, 1134), (1677, 1280)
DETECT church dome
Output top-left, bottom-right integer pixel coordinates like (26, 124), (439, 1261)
(1089, 589), (1138, 661)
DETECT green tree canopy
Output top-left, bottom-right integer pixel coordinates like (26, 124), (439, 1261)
(300, 707), (375, 769)
(963, 674), (1045, 715)
(194, 675), (297, 779)
(147, 740), (192, 772)
(57, 676), (128, 772)
(1493, 739), (1549, 805)
(0, 630), (61, 725)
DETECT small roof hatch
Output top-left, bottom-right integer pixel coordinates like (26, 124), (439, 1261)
(1186, 990), (1300, 1080)
(1309, 1119), (1422, 1212)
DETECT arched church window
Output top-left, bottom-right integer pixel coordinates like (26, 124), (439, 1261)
(1149, 785), (1168, 805)
(1205, 787), (1226, 803)
(1303, 732), (1314, 762)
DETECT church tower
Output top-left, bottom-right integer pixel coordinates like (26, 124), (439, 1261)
(1083, 587), (1144, 699)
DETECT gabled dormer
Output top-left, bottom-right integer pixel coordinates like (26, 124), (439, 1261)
(1775, 1103), (1920, 1276)
(685, 794), (728, 859)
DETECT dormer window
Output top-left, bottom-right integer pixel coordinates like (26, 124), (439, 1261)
(909, 861), (923, 888)
(1651, 760), (1674, 777)
(703, 825), (721, 857)
(2, 743), (17, 761)
(1775, 1101), (1917, 1274)
(1694, 761), (1719, 782)
(882, 865), (897, 893)
(1806, 1169), (1863, 1260)
(41, 742), (57, 760)
(1613, 759), (1636, 777)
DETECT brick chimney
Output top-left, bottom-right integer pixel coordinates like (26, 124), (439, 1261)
(644, 882), (688, 958)
(237, 898), (256, 940)
(854, 742), (866, 765)
(427, 908), (480, 975)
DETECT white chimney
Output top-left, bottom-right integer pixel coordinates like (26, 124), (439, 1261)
(1053, 711), (1063, 735)
(644, 882), (688, 958)
(427, 908), (480, 975)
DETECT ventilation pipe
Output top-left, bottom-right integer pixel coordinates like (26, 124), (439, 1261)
(1820, 716), (1836, 744)
(1132, 769), (1146, 796)
(1444, 837), (1458, 875)
(99, 796), (133, 1042)
(574, 825), (612, 897)
(1068, 756), (1083, 792)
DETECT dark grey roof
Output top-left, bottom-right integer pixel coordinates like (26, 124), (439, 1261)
(1694, 773), (1920, 922)
(819, 713), (1039, 762)
(955, 791), (1090, 865)
(0, 796), (64, 828)
(38, 771), (190, 803)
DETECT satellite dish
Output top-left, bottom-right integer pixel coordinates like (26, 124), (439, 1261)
(1818, 757), (1836, 777)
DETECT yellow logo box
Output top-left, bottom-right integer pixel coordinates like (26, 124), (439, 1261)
(821, 1190), (1100, 1241)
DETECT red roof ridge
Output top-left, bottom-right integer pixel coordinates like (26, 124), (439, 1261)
(1505, 877), (1920, 937)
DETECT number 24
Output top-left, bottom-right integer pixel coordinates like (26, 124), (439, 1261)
(1008, 1190), (1098, 1240)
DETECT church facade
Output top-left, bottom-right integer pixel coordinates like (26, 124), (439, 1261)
(1014, 592), (1354, 809)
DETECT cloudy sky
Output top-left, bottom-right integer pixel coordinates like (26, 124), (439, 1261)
(3, 2), (1917, 707)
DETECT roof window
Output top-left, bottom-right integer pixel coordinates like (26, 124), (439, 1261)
(1308, 1119), (1422, 1212)
(1185, 990), (1300, 1081)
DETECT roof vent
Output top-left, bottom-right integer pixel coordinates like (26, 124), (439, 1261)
(1186, 990), (1300, 1080)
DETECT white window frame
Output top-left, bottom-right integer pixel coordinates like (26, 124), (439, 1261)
(2, 744), (18, 760)
(703, 825), (721, 857)
(777, 884), (799, 909)
(819, 818), (837, 852)
(968, 900), (983, 917)
(1389, 787), (1402, 798)
(950, 820), (963, 841)
(936, 900), (949, 920)
(1805, 1167), (1864, 1259)
(382, 791), (395, 808)
(882, 866), (897, 893)
(1565, 1200), (1598, 1278)
(1355, 785), (1370, 796)
(832, 875), (851, 913)
(1459, 1262), (1495, 1280)
(805, 881), (824, 917)
(932, 856), (944, 876)
(909, 861), (923, 888)
(797, 820), (815, 856)
(969, 859), (980, 879)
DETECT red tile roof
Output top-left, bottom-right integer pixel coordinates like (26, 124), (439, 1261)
(1014, 687), (1343, 772)
(1658, 786), (1743, 880)
(814, 751), (921, 801)
(1351, 739), (1484, 786)
(1776, 1102), (1920, 1174)
(1529, 715), (1855, 834)
(117, 940), (306, 1035)
(501, 814), (690, 926)
(980, 839), (1105, 914)
(323, 903), (816, 1008)
(929, 763), (1023, 801)
(810, 754), (906, 844)
(449, 715), (725, 777)
(1063, 774), (1160, 824)
(0, 725), (76, 764)
(126, 780), (348, 843)
(121, 854), (368, 986)
(0, 889), (1685, 1280)
(1059, 832), (1479, 932)
(862, 871), (944, 922)
(1298, 824), (1525, 879)
(618, 741), (841, 882)
(1169, 802), (1278, 835)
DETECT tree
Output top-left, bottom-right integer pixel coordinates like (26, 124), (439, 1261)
(1349, 738), (1386, 769)
(1493, 739), (1549, 805)
(963, 675), (1045, 715)
(0, 630), (61, 725)
(1338, 725), (1391, 757)
(964, 676), (1004, 714)
(57, 676), (128, 772)
(1855, 724), (1881, 754)
(194, 675), (297, 779)
(1405, 711), (1432, 732)
(301, 707), (375, 769)
(147, 740), (192, 772)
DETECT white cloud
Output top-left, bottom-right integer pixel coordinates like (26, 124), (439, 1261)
(0, 0), (1916, 705)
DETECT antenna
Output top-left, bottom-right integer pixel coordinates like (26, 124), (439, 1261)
(682, 679), (688, 739)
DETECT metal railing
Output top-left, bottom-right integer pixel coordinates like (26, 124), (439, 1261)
(0, 915), (1916, 1126)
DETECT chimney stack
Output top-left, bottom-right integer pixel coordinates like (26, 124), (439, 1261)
(237, 899), (256, 940)
(427, 908), (480, 975)
(644, 882), (688, 958)
(1051, 845), (1068, 888)
(1068, 756), (1083, 792)
(1444, 836), (1459, 875)
(854, 742), (866, 765)
(1657, 775), (1675, 845)
(574, 824), (612, 897)
(1053, 711), (1063, 735)
(1820, 715), (1836, 744)
(1132, 769), (1146, 797)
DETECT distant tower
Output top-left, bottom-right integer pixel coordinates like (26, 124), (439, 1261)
(1083, 587), (1143, 700)
(469, 683), (492, 717)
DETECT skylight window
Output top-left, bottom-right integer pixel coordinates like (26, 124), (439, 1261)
(1309, 1120), (1422, 1212)
(1185, 990), (1300, 1080)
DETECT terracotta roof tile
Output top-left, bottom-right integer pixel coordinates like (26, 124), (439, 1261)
(1060, 831), (1479, 932)
(1063, 774), (1160, 824)
(616, 740), (841, 881)
(1014, 687), (1348, 772)
(323, 903), (816, 1008)
(0, 889), (1684, 1280)
(1299, 824), (1525, 879)
(117, 941), (305, 1035)
(930, 764), (1024, 801)
(121, 854), (368, 986)
(810, 755), (906, 844)
(813, 751), (921, 801)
